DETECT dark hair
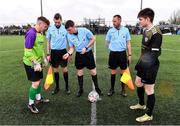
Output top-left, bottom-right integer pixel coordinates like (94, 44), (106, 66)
(137, 8), (155, 22)
(65, 20), (75, 29)
(54, 13), (62, 20)
(113, 15), (121, 19)
(37, 16), (50, 26)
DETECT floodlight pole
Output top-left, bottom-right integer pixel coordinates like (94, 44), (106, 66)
(40, 0), (43, 16)
(140, 0), (143, 10)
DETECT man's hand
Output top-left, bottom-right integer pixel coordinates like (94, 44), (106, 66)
(63, 53), (69, 60)
(81, 48), (86, 54)
(32, 61), (42, 72)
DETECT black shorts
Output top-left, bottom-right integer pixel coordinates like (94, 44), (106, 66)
(136, 60), (159, 84)
(75, 50), (96, 70)
(24, 63), (43, 82)
(50, 49), (68, 68)
(108, 51), (128, 70)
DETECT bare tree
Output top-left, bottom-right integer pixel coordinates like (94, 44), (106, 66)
(169, 10), (180, 25)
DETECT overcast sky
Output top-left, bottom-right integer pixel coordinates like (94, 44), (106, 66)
(0, 0), (179, 25)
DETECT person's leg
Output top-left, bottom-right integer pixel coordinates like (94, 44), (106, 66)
(35, 82), (50, 104)
(51, 50), (61, 95)
(90, 68), (102, 95)
(24, 64), (43, 113)
(77, 69), (84, 97)
(144, 84), (155, 116)
(136, 76), (145, 106)
(107, 51), (117, 96)
(52, 67), (60, 95)
(107, 69), (116, 96)
(136, 61), (159, 122)
(36, 83), (42, 101)
(130, 75), (146, 110)
(119, 51), (128, 97)
(28, 80), (40, 113)
(135, 65), (158, 122)
(86, 50), (102, 95)
(135, 84), (154, 122)
(75, 52), (84, 97)
(61, 67), (70, 94)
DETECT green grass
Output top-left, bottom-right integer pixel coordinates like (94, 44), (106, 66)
(0, 35), (180, 125)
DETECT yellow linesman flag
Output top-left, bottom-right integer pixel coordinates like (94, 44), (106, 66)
(44, 66), (54, 90)
(120, 67), (135, 90)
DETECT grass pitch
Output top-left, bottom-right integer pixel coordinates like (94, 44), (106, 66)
(0, 35), (180, 125)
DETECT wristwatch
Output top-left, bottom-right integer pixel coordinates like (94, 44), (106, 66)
(85, 47), (88, 50)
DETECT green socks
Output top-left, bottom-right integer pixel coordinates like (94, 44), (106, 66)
(29, 87), (37, 105)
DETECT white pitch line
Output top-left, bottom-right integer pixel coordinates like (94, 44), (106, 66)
(0, 49), (23, 52)
(90, 36), (97, 125)
(132, 47), (180, 52)
(162, 48), (180, 52)
(90, 101), (97, 125)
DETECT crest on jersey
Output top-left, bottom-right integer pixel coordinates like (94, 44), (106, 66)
(83, 37), (86, 42)
(145, 37), (148, 42)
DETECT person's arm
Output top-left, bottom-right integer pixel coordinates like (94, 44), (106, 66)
(24, 31), (42, 71)
(47, 40), (51, 55)
(139, 33), (162, 70)
(24, 31), (36, 62)
(46, 40), (51, 62)
(63, 46), (74, 59)
(126, 29), (132, 65)
(63, 37), (75, 59)
(46, 28), (51, 62)
(127, 41), (132, 64)
(105, 30), (111, 48)
(40, 35), (48, 67)
(81, 35), (95, 54)
(81, 29), (95, 54)
(46, 28), (51, 55)
(151, 33), (162, 57)
(105, 41), (110, 48)
(86, 35), (95, 49)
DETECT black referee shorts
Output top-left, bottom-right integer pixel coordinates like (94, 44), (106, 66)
(50, 49), (68, 68)
(108, 51), (128, 70)
(75, 50), (96, 70)
(24, 63), (43, 82)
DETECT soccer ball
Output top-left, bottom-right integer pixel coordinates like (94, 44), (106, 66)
(88, 91), (99, 103)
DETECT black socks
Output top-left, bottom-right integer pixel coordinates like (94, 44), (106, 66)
(63, 72), (69, 90)
(78, 75), (83, 90)
(54, 72), (59, 89)
(146, 94), (155, 116)
(111, 74), (116, 90)
(137, 86), (145, 105)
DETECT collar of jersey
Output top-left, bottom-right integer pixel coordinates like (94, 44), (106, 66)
(113, 26), (122, 30)
(146, 25), (155, 32)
